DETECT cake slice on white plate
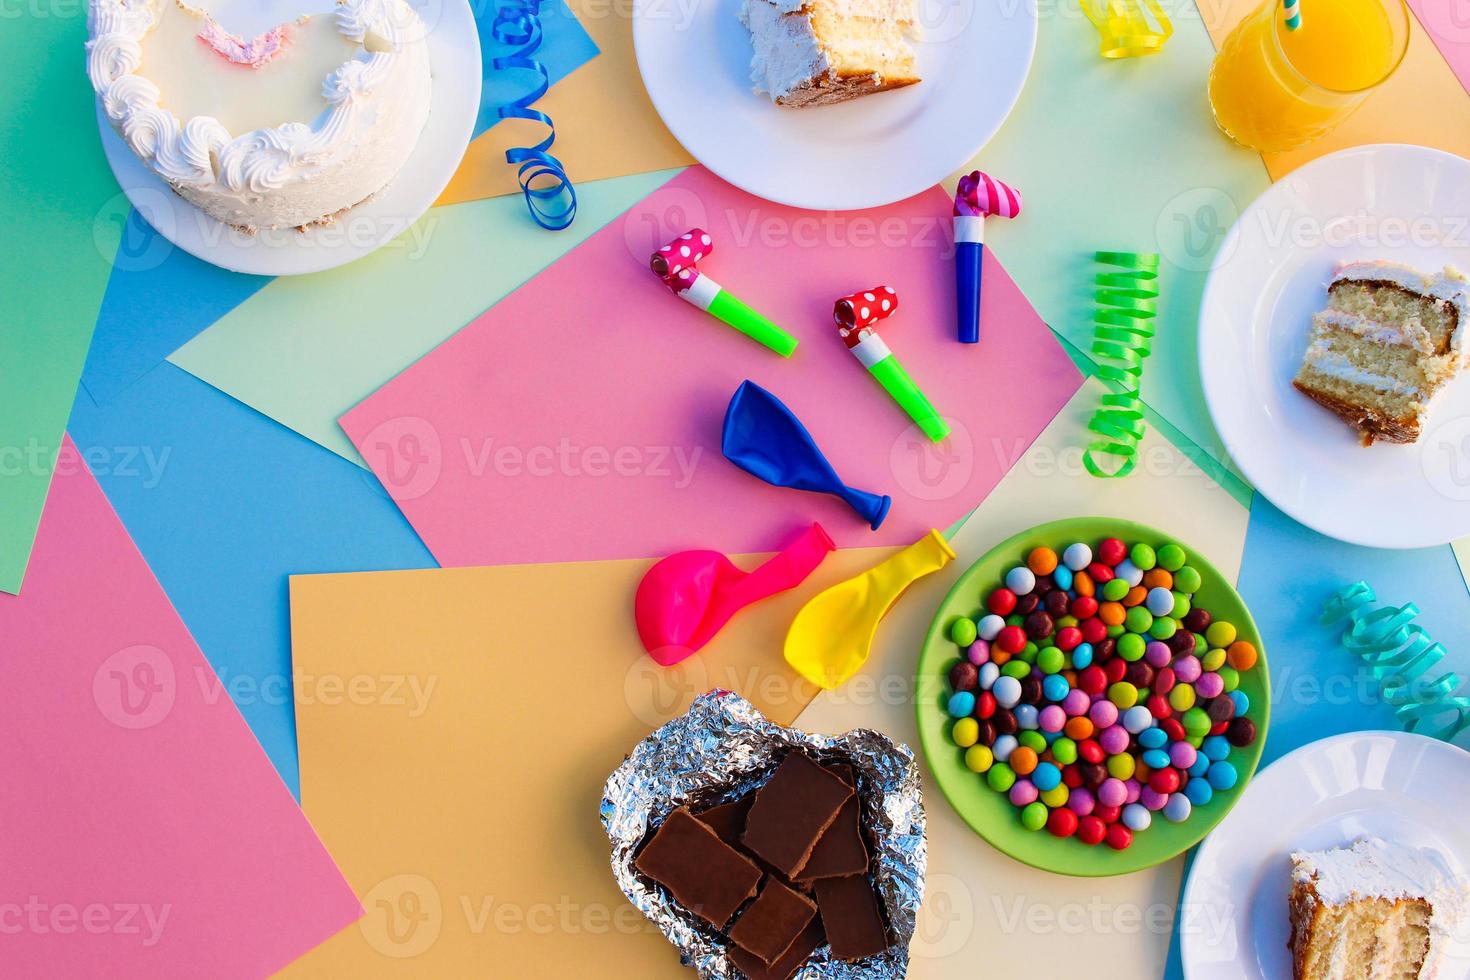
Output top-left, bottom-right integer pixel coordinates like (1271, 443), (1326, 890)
(739, 0), (921, 108)
(1288, 836), (1466, 980)
(1292, 260), (1468, 445)
(86, 0), (432, 232)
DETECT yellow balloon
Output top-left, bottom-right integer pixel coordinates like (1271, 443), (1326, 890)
(784, 529), (956, 690)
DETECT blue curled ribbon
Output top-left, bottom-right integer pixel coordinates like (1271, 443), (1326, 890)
(1320, 581), (1470, 741)
(489, 0), (577, 229)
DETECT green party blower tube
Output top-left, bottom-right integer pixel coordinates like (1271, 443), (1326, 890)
(834, 286), (950, 442)
(650, 229), (798, 357)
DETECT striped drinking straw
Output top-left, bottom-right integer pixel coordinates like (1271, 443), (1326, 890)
(1283, 0), (1301, 30)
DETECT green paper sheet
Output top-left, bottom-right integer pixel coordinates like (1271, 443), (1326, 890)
(169, 170), (683, 466)
(0, 14), (122, 593)
(969, 0), (1271, 468)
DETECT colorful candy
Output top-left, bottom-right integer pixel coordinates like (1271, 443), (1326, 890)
(942, 534), (1262, 852)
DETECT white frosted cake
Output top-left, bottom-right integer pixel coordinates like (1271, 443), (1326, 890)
(86, 0), (432, 232)
(739, 0), (920, 108)
(1288, 836), (1465, 980)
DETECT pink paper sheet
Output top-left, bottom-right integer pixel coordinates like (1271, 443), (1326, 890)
(1409, 0), (1470, 97)
(0, 438), (361, 978)
(343, 167), (1082, 567)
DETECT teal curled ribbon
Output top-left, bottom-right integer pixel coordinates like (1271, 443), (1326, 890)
(1320, 581), (1470, 741)
(1083, 251), (1159, 478)
(490, 0), (577, 229)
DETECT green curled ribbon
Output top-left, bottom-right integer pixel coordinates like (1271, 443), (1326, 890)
(1083, 251), (1159, 478)
(1320, 581), (1470, 741)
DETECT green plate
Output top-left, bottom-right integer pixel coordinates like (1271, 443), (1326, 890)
(914, 517), (1270, 877)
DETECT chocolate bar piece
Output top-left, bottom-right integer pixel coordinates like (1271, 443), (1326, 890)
(728, 879), (817, 965)
(815, 874), (889, 961)
(694, 793), (755, 846)
(729, 916), (826, 980)
(797, 764), (868, 882)
(635, 807), (763, 929)
(741, 753), (854, 877)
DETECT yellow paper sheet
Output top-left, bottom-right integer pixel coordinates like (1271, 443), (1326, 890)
(283, 545), (891, 977)
(437, 0), (693, 206)
(794, 379), (1251, 978)
(1196, 0), (1470, 180)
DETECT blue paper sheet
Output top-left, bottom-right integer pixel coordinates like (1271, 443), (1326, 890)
(1164, 495), (1470, 978)
(80, 0), (598, 404)
(68, 365), (436, 797)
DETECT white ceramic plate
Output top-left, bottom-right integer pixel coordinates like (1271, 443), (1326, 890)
(1199, 144), (1470, 548)
(631, 0), (1035, 211)
(96, 0), (480, 276)
(1181, 731), (1470, 980)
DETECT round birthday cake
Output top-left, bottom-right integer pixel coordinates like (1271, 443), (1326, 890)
(86, 0), (432, 232)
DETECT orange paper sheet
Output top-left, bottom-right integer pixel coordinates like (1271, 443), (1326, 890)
(437, 0), (692, 206)
(1196, 0), (1470, 180)
(283, 545), (892, 976)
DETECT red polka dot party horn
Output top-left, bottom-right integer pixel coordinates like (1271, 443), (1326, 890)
(953, 171), (1022, 344)
(650, 229), (799, 357)
(835, 286), (950, 442)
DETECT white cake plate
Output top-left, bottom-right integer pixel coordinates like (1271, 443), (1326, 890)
(632, 0), (1036, 211)
(1181, 731), (1470, 980)
(1198, 144), (1470, 548)
(95, 0), (481, 276)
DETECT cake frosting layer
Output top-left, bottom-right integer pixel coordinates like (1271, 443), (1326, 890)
(87, 0), (432, 231)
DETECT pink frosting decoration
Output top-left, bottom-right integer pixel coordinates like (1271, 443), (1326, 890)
(650, 228), (714, 293)
(197, 20), (291, 69)
(834, 286), (899, 348)
(954, 170), (1022, 219)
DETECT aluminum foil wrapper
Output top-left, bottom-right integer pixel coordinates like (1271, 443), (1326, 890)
(601, 690), (926, 979)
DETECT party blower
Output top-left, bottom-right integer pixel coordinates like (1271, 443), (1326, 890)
(785, 528), (956, 690)
(635, 522), (835, 666)
(722, 380), (892, 530)
(953, 170), (1022, 344)
(835, 287), (950, 442)
(650, 229), (799, 357)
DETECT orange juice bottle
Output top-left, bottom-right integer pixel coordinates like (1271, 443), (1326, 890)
(1208, 0), (1410, 153)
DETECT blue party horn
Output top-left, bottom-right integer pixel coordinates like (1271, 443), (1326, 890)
(953, 171), (1023, 344)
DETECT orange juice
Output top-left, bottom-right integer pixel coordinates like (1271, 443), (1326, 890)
(1208, 0), (1409, 152)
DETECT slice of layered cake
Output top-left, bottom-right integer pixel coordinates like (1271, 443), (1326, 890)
(1288, 836), (1464, 980)
(739, 0), (920, 108)
(1293, 261), (1468, 445)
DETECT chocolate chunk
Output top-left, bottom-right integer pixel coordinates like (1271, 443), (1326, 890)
(695, 794), (755, 846)
(814, 874), (889, 961)
(729, 879), (818, 965)
(729, 916), (825, 980)
(741, 753), (854, 878)
(1227, 716), (1256, 746)
(635, 807), (763, 929)
(949, 661), (978, 692)
(1205, 696), (1236, 724)
(797, 765), (868, 882)
(1015, 592), (1039, 615)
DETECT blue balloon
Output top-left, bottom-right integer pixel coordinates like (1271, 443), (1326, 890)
(722, 381), (891, 528)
